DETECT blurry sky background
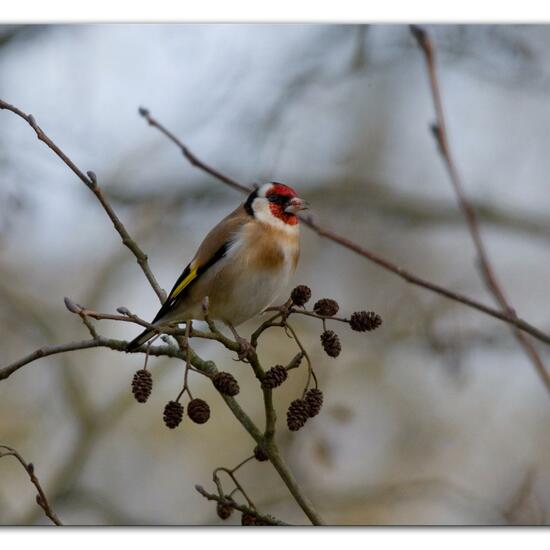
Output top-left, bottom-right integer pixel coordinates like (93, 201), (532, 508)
(1, 23), (550, 525)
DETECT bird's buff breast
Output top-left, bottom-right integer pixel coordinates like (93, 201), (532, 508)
(185, 222), (299, 325)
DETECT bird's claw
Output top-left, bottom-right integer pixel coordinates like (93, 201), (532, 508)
(235, 336), (253, 362)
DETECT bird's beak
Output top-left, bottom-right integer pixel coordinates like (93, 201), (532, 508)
(285, 197), (309, 214)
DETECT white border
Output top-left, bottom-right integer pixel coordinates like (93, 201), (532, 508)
(2, 529), (550, 549)
(1, 0), (550, 23)
(2, 0), (550, 544)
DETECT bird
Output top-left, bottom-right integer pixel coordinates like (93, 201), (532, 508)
(126, 182), (308, 352)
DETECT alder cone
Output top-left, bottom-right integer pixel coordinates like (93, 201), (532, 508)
(253, 445), (269, 462)
(163, 400), (184, 429)
(212, 371), (240, 396)
(262, 365), (288, 389)
(241, 511), (258, 525)
(320, 330), (341, 358)
(287, 399), (309, 431)
(305, 388), (323, 417)
(131, 369), (152, 403)
(217, 502), (233, 520)
(314, 298), (339, 317)
(188, 398), (211, 424)
(350, 310), (382, 332)
(291, 285), (312, 307)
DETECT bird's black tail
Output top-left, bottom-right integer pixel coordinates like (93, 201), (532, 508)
(126, 327), (156, 352)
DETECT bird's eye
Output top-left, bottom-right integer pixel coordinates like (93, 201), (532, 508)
(268, 194), (289, 206)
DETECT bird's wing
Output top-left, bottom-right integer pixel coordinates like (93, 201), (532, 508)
(152, 204), (250, 323)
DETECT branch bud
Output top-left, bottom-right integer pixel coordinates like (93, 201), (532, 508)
(86, 170), (98, 188)
(63, 296), (81, 314)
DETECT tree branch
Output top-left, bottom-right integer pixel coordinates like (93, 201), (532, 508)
(1, 297), (326, 523)
(139, 107), (250, 194)
(137, 106), (550, 347)
(0, 445), (63, 525)
(0, 99), (166, 304)
(410, 25), (550, 395)
(0, 98), (325, 524)
(0, 336), (185, 381)
(195, 485), (289, 526)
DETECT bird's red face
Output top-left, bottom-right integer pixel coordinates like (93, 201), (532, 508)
(264, 183), (308, 226)
(244, 182), (308, 228)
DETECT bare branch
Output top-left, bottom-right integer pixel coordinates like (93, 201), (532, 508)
(0, 445), (62, 525)
(410, 25), (550, 395)
(1, 296), (325, 523)
(0, 99), (166, 303)
(195, 485), (288, 526)
(138, 107), (250, 194)
(213, 456), (257, 509)
(0, 336), (186, 381)
(0, 98), (328, 525)
(1, 339), (104, 381)
(137, 106), (550, 347)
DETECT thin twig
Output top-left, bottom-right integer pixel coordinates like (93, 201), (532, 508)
(213, 455), (256, 509)
(139, 107), (250, 194)
(266, 305), (349, 324)
(65, 297), (186, 336)
(178, 320), (194, 400)
(410, 25), (550, 395)
(250, 312), (286, 348)
(0, 99), (166, 303)
(0, 337), (185, 381)
(0, 445), (63, 525)
(285, 322), (318, 392)
(78, 311), (99, 339)
(286, 352), (305, 372)
(137, 105), (550, 347)
(195, 485), (288, 526)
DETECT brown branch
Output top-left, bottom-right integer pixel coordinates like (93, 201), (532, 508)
(410, 25), (550, 395)
(0, 445), (63, 525)
(0, 98), (325, 525)
(0, 99), (166, 304)
(195, 485), (288, 526)
(139, 107), (250, 194)
(213, 456), (257, 509)
(137, 106), (550, 348)
(303, 220), (550, 346)
(265, 304), (349, 324)
(1, 298), (325, 523)
(1, 339), (107, 381)
(0, 334), (188, 381)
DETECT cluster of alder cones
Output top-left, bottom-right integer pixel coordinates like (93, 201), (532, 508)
(131, 368), (211, 428)
(131, 368), (244, 429)
(284, 285), (382, 432)
(291, 284), (382, 359)
(130, 285), (382, 433)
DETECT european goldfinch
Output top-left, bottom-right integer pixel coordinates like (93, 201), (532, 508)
(127, 182), (308, 351)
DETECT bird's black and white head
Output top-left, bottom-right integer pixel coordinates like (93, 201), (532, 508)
(244, 182), (308, 229)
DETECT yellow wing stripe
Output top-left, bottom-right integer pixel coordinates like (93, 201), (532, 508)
(170, 263), (198, 300)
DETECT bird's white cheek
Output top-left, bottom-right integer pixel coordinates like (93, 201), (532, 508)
(253, 201), (299, 234)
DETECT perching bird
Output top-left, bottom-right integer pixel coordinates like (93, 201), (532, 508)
(126, 182), (308, 351)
